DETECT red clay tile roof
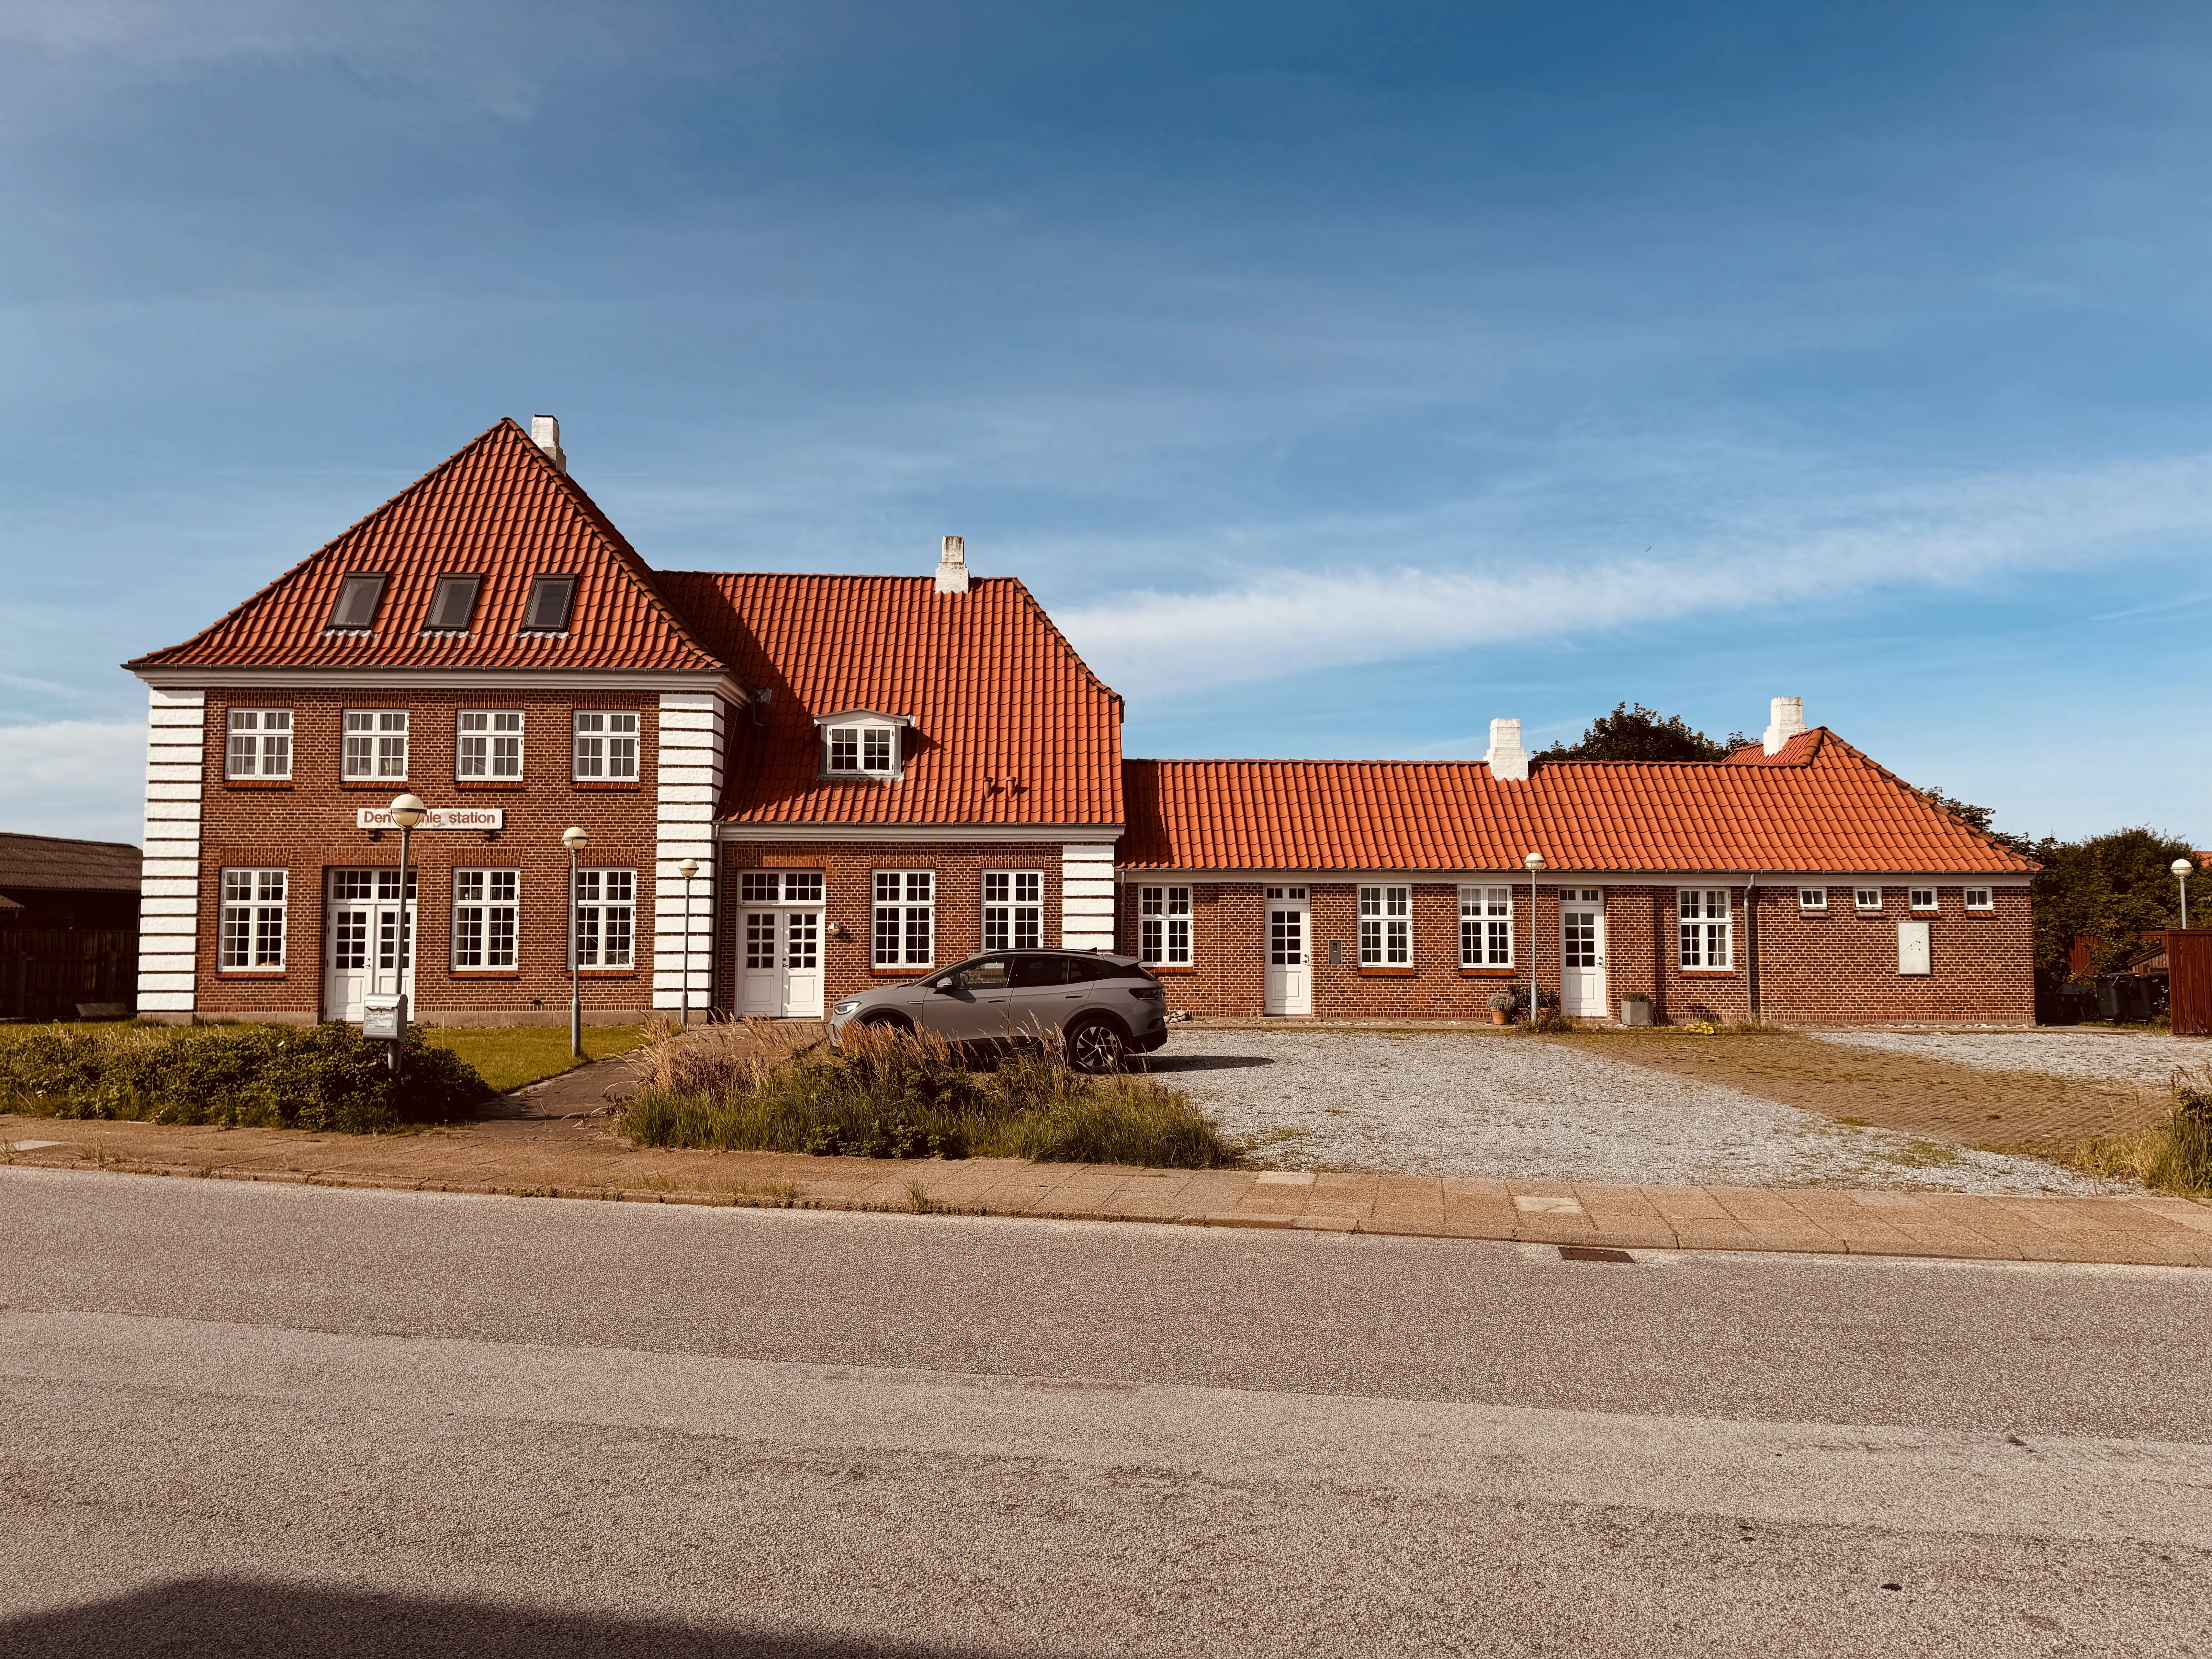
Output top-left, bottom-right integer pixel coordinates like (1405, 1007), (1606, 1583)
(1120, 733), (2038, 874)
(127, 420), (724, 676)
(654, 574), (1124, 828)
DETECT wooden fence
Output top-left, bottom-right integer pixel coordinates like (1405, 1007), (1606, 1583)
(2163, 931), (2212, 1039)
(0, 928), (138, 1022)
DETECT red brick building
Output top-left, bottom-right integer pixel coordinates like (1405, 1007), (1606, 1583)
(128, 417), (2037, 1029)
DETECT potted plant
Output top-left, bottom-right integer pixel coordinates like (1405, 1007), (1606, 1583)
(1487, 989), (1518, 1025)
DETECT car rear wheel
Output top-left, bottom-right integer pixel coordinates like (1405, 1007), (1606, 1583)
(1065, 1016), (1127, 1075)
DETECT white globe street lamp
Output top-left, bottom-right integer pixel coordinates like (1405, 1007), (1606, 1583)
(2175, 858), (2196, 931)
(563, 826), (590, 1057)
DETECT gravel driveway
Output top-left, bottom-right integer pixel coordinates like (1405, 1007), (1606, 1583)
(1810, 1029), (2211, 1086)
(1146, 1029), (2100, 1194)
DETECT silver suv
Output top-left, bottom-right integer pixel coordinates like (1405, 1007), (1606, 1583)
(828, 950), (1170, 1073)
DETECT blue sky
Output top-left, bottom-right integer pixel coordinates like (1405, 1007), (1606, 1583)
(5, 1), (2210, 844)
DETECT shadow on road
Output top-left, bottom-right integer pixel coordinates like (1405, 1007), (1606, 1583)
(3, 1578), (997, 1658)
(1143, 1053), (1275, 1073)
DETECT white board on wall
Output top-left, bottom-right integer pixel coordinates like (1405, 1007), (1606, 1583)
(1898, 921), (1931, 976)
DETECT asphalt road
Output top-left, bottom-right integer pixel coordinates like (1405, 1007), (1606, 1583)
(2, 1166), (2210, 1657)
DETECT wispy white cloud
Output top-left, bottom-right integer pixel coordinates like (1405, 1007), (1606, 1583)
(1052, 450), (2212, 693)
(0, 722), (147, 844)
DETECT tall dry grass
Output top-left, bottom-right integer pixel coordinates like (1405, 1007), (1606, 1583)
(2070, 1066), (2212, 1196)
(617, 1017), (1239, 1168)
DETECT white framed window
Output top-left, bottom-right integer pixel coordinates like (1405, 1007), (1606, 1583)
(1798, 888), (1827, 912)
(1140, 885), (1193, 965)
(219, 868), (287, 968)
(1855, 888), (1884, 912)
(342, 710), (408, 780)
(225, 709), (292, 780)
(1910, 888), (1938, 912)
(573, 711), (640, 780)
(1678, 888), (1734, 970)
(452, 870), (519, 969)
(873, 870), (934, 967)
(1460, 886), (1513, 967)
(826, 721), (900, 778)
(1965, 886), (1994, 912)
(1264, 886), (1308, 899)
(739, 871), (825, 905)
(573, 869), (635, 968)
(1358, 884), (1412, 966)
(457, 711), (524, 779)
(983, 871), (1044, 951)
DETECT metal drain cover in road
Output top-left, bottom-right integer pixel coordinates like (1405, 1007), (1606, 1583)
(1558, 1245), (1636, 1263)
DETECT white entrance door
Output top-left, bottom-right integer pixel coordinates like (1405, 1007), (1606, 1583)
(1263, 887), (1312, 1016)
(1560, 888), (1607, 1017)
(740, 908), (824, 1017)
(324, 867), (416, 1022)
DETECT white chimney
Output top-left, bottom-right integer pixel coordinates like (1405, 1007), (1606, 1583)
(530, 415), (565, 474)
(1484, 717), (1530, 782)
(934, 534), (970, 595)
(1763, 695), (1808, 755)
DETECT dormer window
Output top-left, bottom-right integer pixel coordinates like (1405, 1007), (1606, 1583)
(326, 572), (387, 632)
(817, 710), (911, 781)
(521, 574), (577, 633)
(423, 574), (482, 633)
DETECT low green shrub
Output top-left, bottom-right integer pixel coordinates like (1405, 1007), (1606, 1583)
(0, 1021), (490, 1133)
(618, 1024), (1239, 1169)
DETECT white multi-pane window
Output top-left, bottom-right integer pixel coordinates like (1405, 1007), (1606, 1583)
(572, 711), (640, 780)
(983, 871), (1044, 951)
(1799, 888), (1827, 911)
(225, 710), (292, 780)
(219, 869), (287, 968)
(873, 871), (934, 967)
(457, 711), (524, 779)
(1678, 889), (1734, 969)
(1910, 888), (1939, 911)
(1965, 887), (1994, 911)
(826, 722), (898, 776)
(1855, 888), (1884, 911)
(1358, 884), (1412, 966)
(573, 869), (635, 968)
(342, 710), (408, 780)
(1140, 885), (1193, 965)
(452, 870), (519, 968)
(740, 872), (825, 904)
(1459, 886), (1513, 967)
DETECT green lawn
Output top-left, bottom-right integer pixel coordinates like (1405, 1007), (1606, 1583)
(420, 1024), (648, 1095)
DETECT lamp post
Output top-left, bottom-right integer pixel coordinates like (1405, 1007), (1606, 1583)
(2176, 859), (2196, 931)
(387, 792), (427, 1076)
(1523, 851), (1546, 1024)
(678, 857), (699, 1024)
(563, 825), (590, 1058)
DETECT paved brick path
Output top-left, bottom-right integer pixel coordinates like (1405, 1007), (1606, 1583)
(7, 1107), (2209, 1267)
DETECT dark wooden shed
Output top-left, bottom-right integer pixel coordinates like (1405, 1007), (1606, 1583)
(0, 833), (142, 1020)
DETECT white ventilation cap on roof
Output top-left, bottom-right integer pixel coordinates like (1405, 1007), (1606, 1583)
(1763, 696), (1808, 756)
(1484, 717), (1529, 783)
(530, 415), (565, 474)
(934, 534), (970, 595)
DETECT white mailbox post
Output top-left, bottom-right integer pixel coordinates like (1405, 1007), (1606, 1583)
(361, 993), (408, 1041)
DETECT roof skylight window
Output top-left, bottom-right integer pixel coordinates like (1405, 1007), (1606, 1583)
(326, 572), (388, 631)
(423, 574), (482, 633)
(521, 574), (577, 633)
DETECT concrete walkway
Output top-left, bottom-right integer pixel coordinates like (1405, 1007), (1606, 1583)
(7, 1108), (2209, 1266)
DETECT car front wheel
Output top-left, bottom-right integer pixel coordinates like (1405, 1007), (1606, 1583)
(1065, 1016), (1127, 1075)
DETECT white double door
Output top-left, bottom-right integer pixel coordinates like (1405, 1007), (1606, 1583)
(323, 868), (416, 1022)
(740, 907), (823, 1018)
(1263, 888), (1312, 1016)
(1560, 890), (1608, 1018)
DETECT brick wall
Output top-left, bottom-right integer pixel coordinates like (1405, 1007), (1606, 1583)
(716, 840), (1073, 1009)
(1122, 878), (2031, 1025)
(188, 688), (666, 1025)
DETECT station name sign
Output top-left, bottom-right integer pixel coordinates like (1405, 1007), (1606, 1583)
(355, 806), (505, 831)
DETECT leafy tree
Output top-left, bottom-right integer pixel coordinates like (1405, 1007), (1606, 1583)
(1535, 703), (1748, 763)
(2021, 828), (2199, 985)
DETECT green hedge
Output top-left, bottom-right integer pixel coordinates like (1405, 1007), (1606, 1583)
(0, 1021), (490, 1133)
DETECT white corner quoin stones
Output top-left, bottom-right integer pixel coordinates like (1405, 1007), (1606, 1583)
(1061, 842), (1116, 951)
(653, 692), (726, 1013)
(139, 687), (206, 1013)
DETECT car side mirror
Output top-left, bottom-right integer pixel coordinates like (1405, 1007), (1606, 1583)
(932, 979), (957, 993)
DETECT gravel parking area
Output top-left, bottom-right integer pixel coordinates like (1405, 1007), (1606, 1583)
(1812, 1029), (2212, 1087)
(1147, 1029), (2101, 1194)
